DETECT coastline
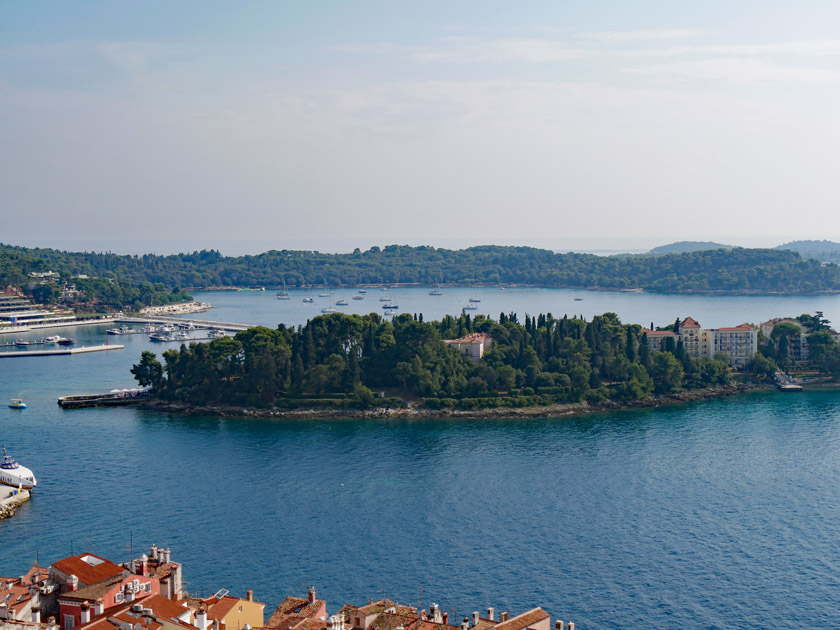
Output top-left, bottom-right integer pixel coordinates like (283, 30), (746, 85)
(139, 382), (773, 421)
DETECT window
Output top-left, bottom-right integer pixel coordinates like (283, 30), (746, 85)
(65, 615), (75, 629)
(116, 592), (125, 603)
(144, 583), (152, 592)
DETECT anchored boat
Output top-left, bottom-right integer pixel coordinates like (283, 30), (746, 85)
(0, 447), (36, 490)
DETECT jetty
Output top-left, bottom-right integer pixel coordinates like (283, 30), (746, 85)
(115, 315), (252, 332)
(58, 389), (151, 408)
(0, 487), (30, 519)
(0, 344), (124, 358)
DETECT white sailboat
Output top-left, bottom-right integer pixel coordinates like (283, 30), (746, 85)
(276, 278), (291, 299)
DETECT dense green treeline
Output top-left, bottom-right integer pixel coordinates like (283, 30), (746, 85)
(131, 312), (743, 410)
(3, 243), (840, 294)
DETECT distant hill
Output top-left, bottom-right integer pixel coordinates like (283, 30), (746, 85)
(776, 240), (840, 263)
(648, 241), (735, 256)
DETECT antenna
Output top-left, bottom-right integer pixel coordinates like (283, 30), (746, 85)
(130, 531), (134, 568)
(418, 585), (423, 619)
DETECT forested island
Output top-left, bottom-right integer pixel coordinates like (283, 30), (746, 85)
(4, 243), (840, 300)
(130, 310), (839, 416)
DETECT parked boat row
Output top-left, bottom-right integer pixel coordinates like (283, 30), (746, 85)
(12, 335), (74, 347)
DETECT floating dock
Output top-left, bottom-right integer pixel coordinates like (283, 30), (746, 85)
(0, 344), (124, 358)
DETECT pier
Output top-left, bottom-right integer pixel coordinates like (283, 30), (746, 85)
(58, 389), (151, 408)
(115, 316), (252, 332)
(0, 488), (30, 519)
(0, 344), (124, 358)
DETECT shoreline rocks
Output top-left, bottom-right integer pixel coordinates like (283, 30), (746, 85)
(140, 383), (771, 421)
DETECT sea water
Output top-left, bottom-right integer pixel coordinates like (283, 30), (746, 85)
(2, 289), (840, 628)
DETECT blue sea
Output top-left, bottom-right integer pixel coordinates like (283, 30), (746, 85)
(2, 289), (840, 629)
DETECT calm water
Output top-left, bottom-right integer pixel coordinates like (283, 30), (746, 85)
(3, 290), (840, 629)
(190, 286), (840, 331)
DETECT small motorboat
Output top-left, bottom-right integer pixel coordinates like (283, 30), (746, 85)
(8, 398), (26, 409)
(57, 337), (75, 346)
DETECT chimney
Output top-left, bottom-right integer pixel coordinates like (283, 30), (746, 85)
(442, 613), (448, 626)
(32, 606), (41, 624)
(308, 587), (316, 604)
(500, 613), (509, 623)
(461, 618), (469, 630)
(472, 613), (479, 627)
(149, 546), (158, 561)
(196, 605), (209, 630)
(164, 549), (171, 564)
(94, 601), (104, 616)
(420, 611), (426, 622)
(0, 604), (9, 621)
(68, 575), (79, 592)
(246, 589), (253, 603)
(139, 555), (148, 576)
(554, 623), (564, 630)
(80, 601), (91, 625)
(567, 624), (574, 630)
(487, 609), (494, 622)
(126, 585), (135, 603)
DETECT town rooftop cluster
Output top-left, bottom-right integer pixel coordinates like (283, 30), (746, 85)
(0, 548), (576, 630)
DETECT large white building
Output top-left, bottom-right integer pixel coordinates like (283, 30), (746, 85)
(642, 316), (758, 367)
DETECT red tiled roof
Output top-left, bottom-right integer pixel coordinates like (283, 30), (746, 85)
(59, 575), (125, 602)
(207, 596), (241, 621)
(679, 317), (700, 328)
(142, 594), (191, 621)
(266, 597), (324, 628)
(718, 324), (754, 332)
(493, 608), (549, 630)
(112, 611), (163, 630)
(52, 555), (125, 586)
(445, 333), (492, 344)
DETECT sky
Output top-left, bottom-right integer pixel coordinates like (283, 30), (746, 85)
(3, 1), (840, 255)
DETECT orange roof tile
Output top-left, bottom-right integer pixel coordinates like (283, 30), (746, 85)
(718, 324), (754, 332)
(141, 595), (191, 621)
(493, 608), (549, 630)
(679, 317), (700, 328)
(52, 555), (125, 586)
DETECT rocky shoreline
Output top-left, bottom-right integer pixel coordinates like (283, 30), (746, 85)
(139, 382), (771, 420)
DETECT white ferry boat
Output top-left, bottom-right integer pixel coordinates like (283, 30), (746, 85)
(0, 448), (36, 490)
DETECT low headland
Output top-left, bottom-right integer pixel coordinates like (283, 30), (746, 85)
(130, 311), (837, 420)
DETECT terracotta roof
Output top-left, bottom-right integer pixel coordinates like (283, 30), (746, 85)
(679, 317), (700, 329)
(112, 611), (163, 630)
(207, 596), (242, 621)
(718, 324), (754, 332)
(52, 555), (125, 586)
(445, 333), (492, 344)
(493, 608), (549, 630)
(266, 597), (324, 628)
(295, 619), (327, 630)
(357, 600), (396, 616)
(60, 575), (125, 602)
(141, 595), (191, 621)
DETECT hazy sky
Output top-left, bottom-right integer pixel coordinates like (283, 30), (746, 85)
(3, 1), (840, 255)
